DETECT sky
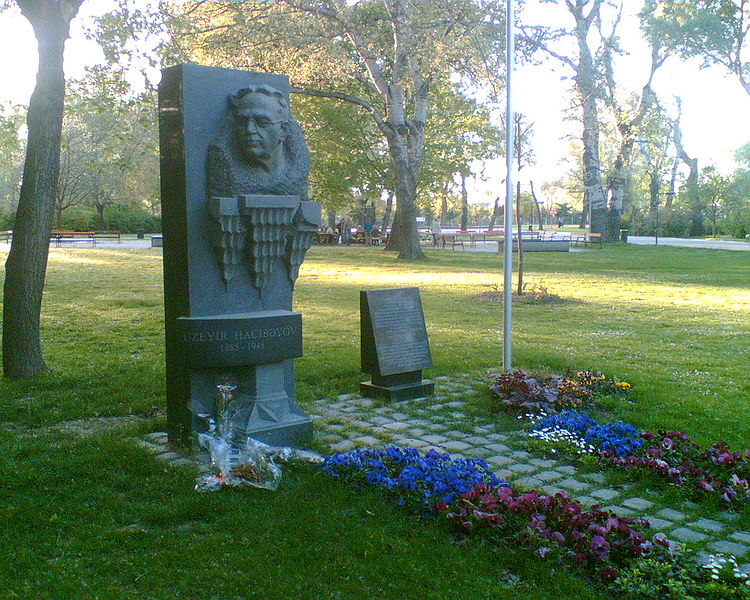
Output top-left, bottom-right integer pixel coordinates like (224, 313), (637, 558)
(510, 0), (750, 195)
(1, 0), (748, 207)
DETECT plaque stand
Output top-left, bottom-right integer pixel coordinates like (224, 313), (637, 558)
(360, 370), (434, 402)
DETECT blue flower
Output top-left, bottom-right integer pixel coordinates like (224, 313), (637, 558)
(322, 445), (508, 508)
(531, 410), (642, 457)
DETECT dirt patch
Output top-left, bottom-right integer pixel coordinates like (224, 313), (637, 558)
(1, 412), (163, 438)
(471, 290), (570, 305)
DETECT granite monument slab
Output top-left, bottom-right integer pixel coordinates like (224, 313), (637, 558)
(360, 287), (434, 401)
(159, 64), (319, 447)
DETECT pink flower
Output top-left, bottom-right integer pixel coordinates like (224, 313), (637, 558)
(591, 535), (610, 560)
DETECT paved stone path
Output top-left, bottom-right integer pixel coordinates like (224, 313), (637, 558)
(142, 373), (750, 570)
(628, 235), (750, 251)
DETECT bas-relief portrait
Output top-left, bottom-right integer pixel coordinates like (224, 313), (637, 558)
(207, 84), (310, 200)
(205, 84), (319, 291)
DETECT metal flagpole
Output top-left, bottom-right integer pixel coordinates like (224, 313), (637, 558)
(503, 0), (514, 370)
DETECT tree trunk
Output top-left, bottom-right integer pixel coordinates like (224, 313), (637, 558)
(327, 209), (336, 229)
(579, 192), (588, 228)
(671, 96), (702, 235)
(488, 196), (500, 231)
(606, 173), (626, 242)
(685, 158), (703, 236)
(381, 192), (393, 232)
(460, 174), (468, 231)
(606, 148), (631, 242)
(666, 153), (679, 207)
(439, 196), (448, 227)
(570, 1), (607, 235)
(3, 0), (80, 378)
(383, 131), (426, 260)
(648, 170), (660, 235)
(529, 181), (543, 230)
(55, 203), (63, 228)
(516, 180), (523, 296)
(95, 202), (106, 230)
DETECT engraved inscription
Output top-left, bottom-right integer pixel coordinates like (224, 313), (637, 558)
(177, 312), (302, 367)
(181, 325), (299, 348)
(364, 288), (432, 376)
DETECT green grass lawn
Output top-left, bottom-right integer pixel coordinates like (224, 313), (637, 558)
(1, 243), (748, 599)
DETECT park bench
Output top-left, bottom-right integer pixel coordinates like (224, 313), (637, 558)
(50, 230), (121, 247)
(540, 230), (572, 241)
(477, 230), (542, 242)
(571, 232), (602, 248)
(0, 230), (11, 242)
(431, 233), (465, 249)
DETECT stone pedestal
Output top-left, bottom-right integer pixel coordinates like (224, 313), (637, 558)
(360, 370), (434, 402)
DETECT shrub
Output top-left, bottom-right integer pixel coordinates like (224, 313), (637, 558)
(56, 208), (162, 233)
(101, 208), (161, 233)
(612, 549), (750, 599)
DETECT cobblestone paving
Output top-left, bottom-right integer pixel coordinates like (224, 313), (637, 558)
(141, 374), (750, 570)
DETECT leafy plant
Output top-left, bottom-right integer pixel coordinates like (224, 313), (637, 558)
(444, 484), (664, 584)
(490, 369), (593, 414)
(612, 548), (750, 600)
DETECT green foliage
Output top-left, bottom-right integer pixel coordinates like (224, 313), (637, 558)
(56, 67), (160, 225)
(101, 209), (161, 234)
(612, 549), (750, 599)
(642, 0), (750, 95)
(54, 207), (161, 233)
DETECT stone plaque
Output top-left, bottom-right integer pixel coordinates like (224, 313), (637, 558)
(177, 311), (302, 367)
(361, 287), (433, 376)
(361, 288), (434, 401)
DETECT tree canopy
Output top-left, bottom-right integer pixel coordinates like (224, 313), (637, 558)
(642, 0), (750, 96)
(149, 0), (509, 258)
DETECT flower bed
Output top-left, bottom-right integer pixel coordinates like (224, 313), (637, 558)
(606, 430), (750, 504)
(322, 446), (504, 507)
(490, 369), (629, 414)
(445, 483), (659, 584)
(525, 410), (750, 505)
(321, 446), (749, 597)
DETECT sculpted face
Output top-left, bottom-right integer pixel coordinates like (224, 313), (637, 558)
(232, 92), (287, 169)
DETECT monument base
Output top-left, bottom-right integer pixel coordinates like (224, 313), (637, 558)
(360, 370), (434, 402)
(243, 414), (313, 448)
